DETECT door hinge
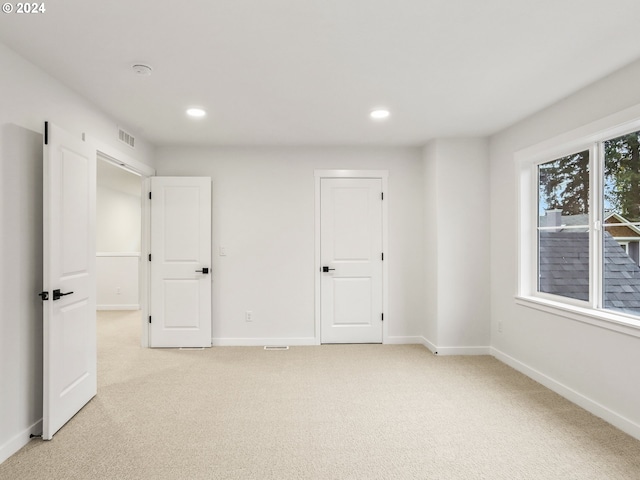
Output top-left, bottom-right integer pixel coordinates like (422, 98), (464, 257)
(44, 121), (49, 145)
(148, 316), (152, 324)
(381, 252), (384, 261)
(148, 254), (151, 261)
(381, 192), (384, 200)
(148, 191), (152, 200)
(381, 313), (384, 322)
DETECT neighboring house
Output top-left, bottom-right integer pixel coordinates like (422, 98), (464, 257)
(603, 211), (640, 264)
(541, 209), (640, 265)
(539, 218), (640, 314)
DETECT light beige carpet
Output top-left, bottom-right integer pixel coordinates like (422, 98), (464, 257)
(2, 310), (640, 479)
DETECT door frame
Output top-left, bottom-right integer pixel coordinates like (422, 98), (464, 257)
(314, 170), (389, 345)
(89, 136), (155, 347)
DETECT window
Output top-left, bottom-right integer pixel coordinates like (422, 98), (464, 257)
(537, 151), (590, 302)
(520, 119), (640, 329)
(602, 131), (640, 316)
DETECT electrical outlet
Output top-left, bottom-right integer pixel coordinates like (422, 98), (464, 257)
(246, 311), (253, 322)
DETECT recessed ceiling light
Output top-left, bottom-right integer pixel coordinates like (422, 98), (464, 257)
(370, 109), (390, 120)
(186, 108), (206, 118)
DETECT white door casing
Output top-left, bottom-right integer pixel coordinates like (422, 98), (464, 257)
(319, 176), (384, 343)
(90, 143), (156, 349)
(42, 122), (97, 440)
(150, 177), (212, 348)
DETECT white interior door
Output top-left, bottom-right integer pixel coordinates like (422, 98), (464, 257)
(320, 178), (383, 343)
(150, 177), (212, 347)
(42, 122), (97, 440)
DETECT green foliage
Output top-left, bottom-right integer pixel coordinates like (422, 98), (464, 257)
(539, 151), (589, 215)
(538, 130), (640, 221)
(605, 132), (640, 222)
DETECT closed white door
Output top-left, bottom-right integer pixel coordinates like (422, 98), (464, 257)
(320, 178), (383, 343)
(42, 122), (97, 440)
(150, 177), (212, 347)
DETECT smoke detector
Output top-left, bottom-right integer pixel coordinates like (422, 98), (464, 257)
(132, 64), (152, 76)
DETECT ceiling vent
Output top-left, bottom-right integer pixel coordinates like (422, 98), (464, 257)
(118, 128), (135, 148)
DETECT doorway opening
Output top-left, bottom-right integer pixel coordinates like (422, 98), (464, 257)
(96, 158), (142, 313)
(95, 150), (153, 347)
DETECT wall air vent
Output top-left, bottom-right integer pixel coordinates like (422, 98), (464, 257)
(118, 128), (135, 148)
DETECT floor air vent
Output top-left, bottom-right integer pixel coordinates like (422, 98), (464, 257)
(118, 128), (135, 148)
(264, 346), (289, 351)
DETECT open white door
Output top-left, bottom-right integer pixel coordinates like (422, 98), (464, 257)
(42, 122), (97, 440)
(150, 177), (212, 347)
(320, 178), (383, 343)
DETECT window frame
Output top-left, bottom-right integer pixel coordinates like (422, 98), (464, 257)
(535, 147), (594, 306)
(516, 104), (640, 337)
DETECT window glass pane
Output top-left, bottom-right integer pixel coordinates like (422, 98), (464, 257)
(603, 131), (640, 315)
(537, 151), (590, 301)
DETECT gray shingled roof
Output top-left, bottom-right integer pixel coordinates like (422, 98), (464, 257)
(539, 231), (640, 314)
(539, 212), (638, 230)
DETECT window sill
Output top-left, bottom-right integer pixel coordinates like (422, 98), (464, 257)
(515, 295), (640, 339)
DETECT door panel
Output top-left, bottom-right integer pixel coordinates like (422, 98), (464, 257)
(163, 186), (201, 260)
(333, 277), (372, 325)
(164, 279), (200, 329)
(332, 186), (371, 260)
(150, 177), (211, 347)
(320, 178), (383, 343)
(43, 122), (96, 440)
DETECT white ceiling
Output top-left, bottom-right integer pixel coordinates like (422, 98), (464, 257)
(2, 0), (640, 147)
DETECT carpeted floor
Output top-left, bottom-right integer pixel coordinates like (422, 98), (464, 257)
(2, 310), (640, 479)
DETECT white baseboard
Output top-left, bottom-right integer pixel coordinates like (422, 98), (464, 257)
(491, 347), (640, 442)
(97, 305), (140, 311)
(212, 337), (317, 347)
(435, 345), (491, 355)
(0, 419), (41, 465)
(385, 336), (425, 344)
(212, 336), (488, 351)
(418, 337), (490, 355)
(420, 336), (438, 354)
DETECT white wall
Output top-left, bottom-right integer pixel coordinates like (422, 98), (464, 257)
(422, 139), (491, 353)
(154, 147), (425, 345)
(97, 184), (141, 252)
(96, 254), (140, 309)
(423, 142), (439, 345)
(96, 182), (141, 309)
(490, 58), (640, 438)
(0, 41), (154, 463)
